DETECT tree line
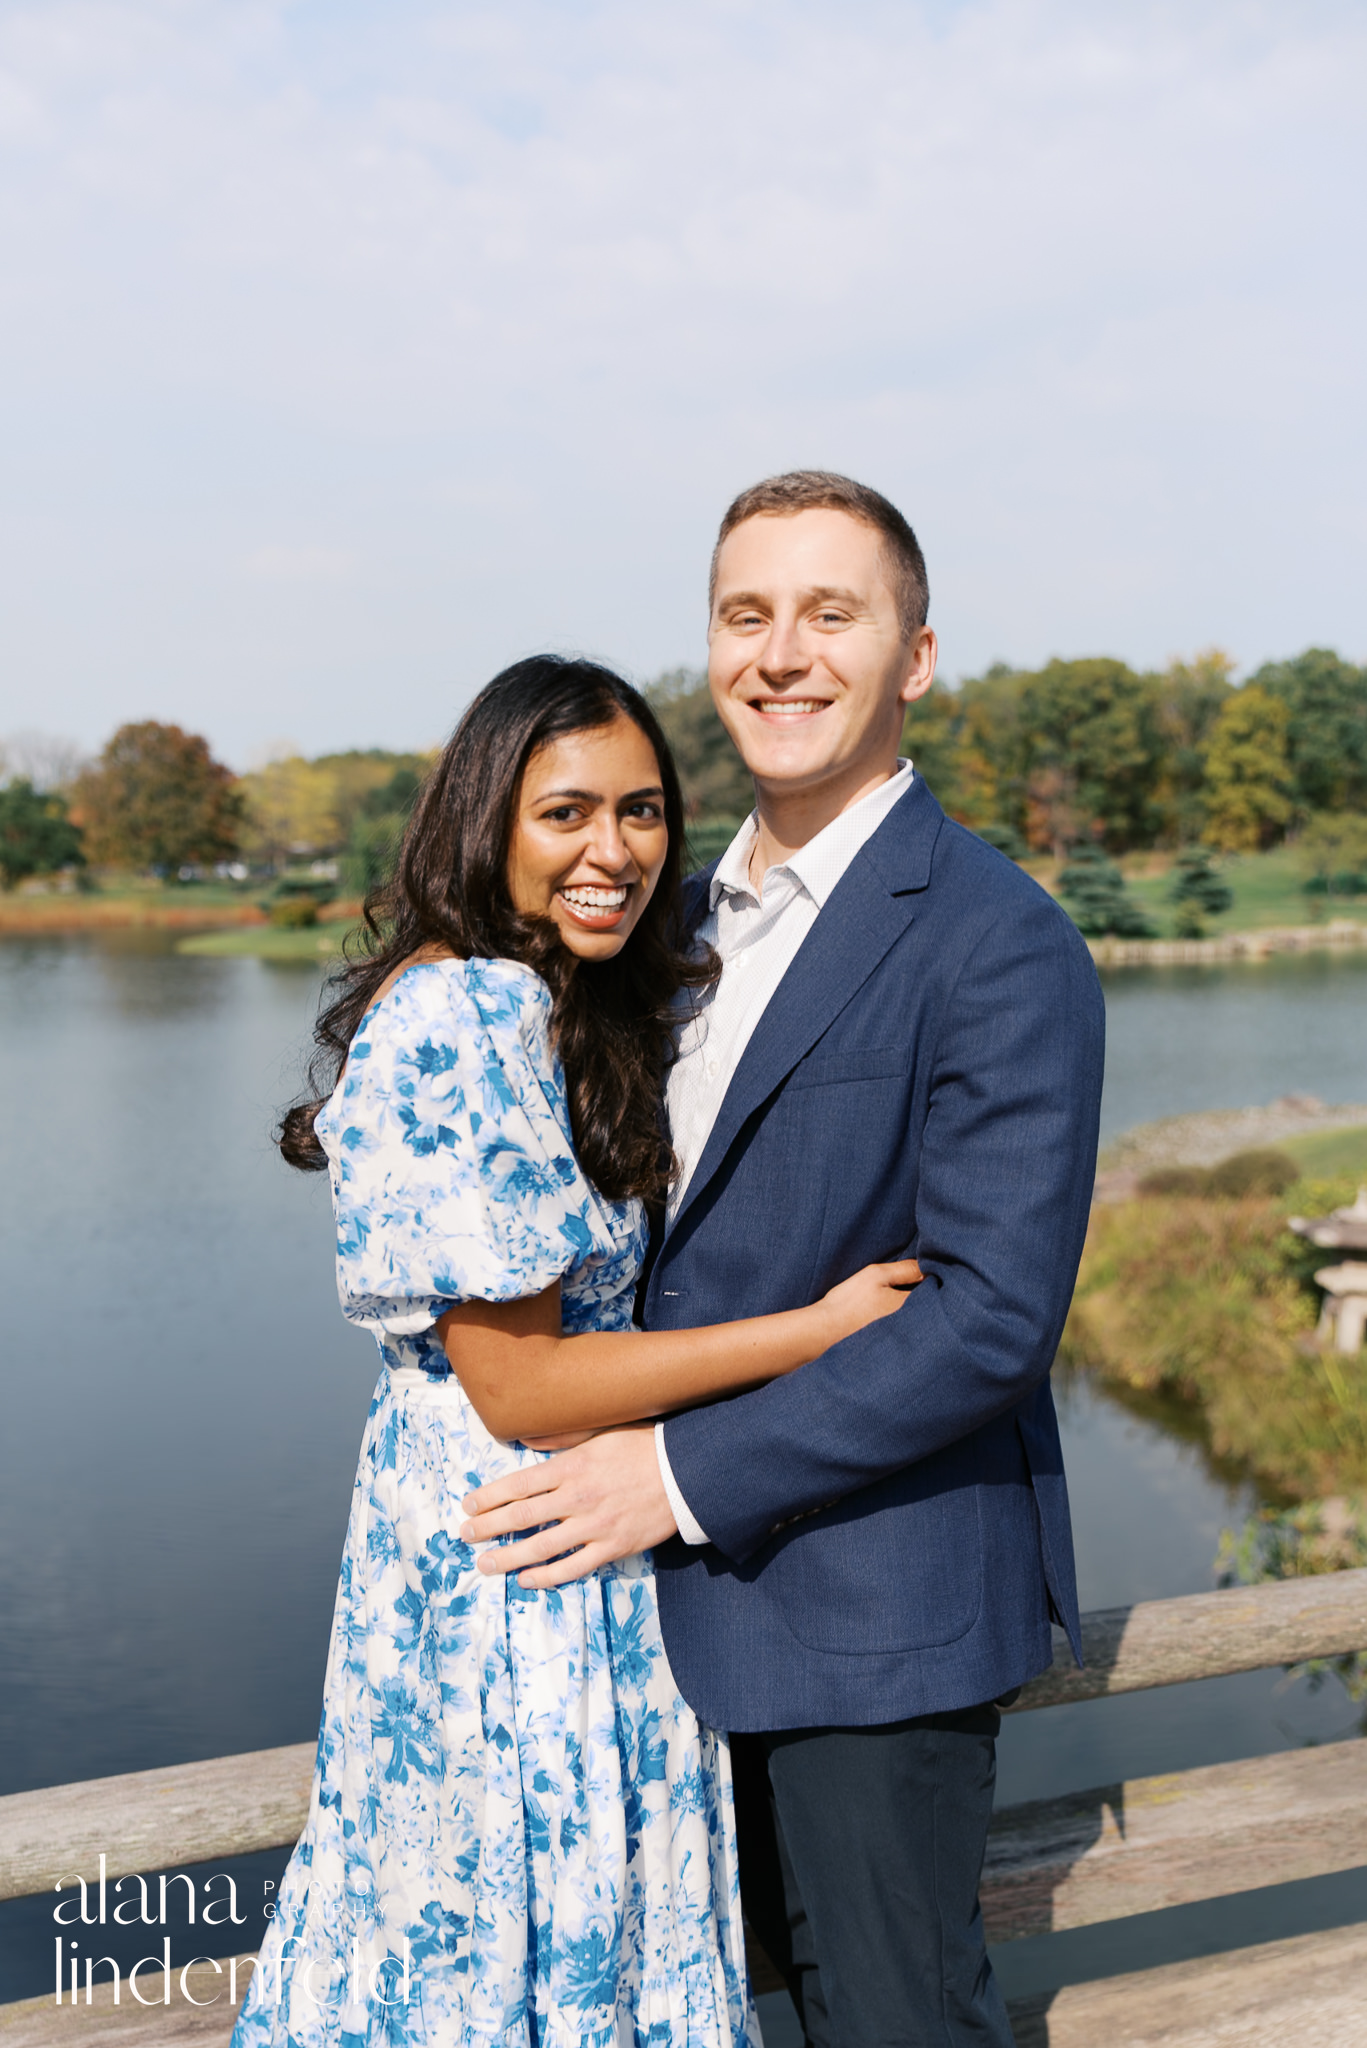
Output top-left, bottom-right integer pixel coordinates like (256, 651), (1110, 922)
(2, 647), (1363, 909)
(0, 724), (432, 891)
(649, 646), (1367, 859)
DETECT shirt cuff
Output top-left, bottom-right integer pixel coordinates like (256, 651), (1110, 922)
(654, 1422), (710, 1546)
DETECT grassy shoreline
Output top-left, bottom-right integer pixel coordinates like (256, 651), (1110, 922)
(1066, 1136), (1367, 1504)
(176, 919), (359, 960)
(0, 883), (363, 946)
(5, 846), (1364, 956)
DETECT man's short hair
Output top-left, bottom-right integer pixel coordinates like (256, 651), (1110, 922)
(710, 470), (929, 640)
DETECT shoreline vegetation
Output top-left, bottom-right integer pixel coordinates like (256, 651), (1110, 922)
(2, 840), (1364, 962)
(1068, 1107), (1367, 1520)
(0, 882), (363, 954)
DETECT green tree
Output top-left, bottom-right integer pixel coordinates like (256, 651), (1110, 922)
(1153, 651), (1235, 845)
(948, 664), (1031, 839)
(0, 778), (85, 887)
(1018, 659), (1165, 852)
(899, 681), (967, 812)
(1296, 812), (1367, 900)
(1168, 846), (1234, 938)
(1250, 648), (1367, 815)
(239, 749), (433, 868)
(342, 771), (426, 895)
(947, 658), (1167, 854)
(73, 721), (244, 872)
(1200, 688), (1295, 852)
(645, 669), (753, 818)
(1057, 845), (1154, 937)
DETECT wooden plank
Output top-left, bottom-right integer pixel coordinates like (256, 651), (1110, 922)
(0, 1749), (313, 1905)
(5, 1928), (1367, 2048)
(3, 1572), (1364, 1909)
(1012, 1568), (1367, 1713)
(0, 1956), (250, 2048)
(983, 1738), (1367, 1941)
(1005, 1920), (1367, 2047)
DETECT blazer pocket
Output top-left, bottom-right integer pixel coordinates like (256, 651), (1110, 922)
(772, 1480), (983, 1654)
(785, 1044), (908, 1091)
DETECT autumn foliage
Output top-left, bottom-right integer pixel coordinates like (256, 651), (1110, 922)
(72, 721), (244, 872)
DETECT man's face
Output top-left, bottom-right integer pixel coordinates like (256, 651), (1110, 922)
(707, 507), (936, 801)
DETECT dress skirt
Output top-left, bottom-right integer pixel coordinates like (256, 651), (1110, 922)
(230, 1368), (758, 2048)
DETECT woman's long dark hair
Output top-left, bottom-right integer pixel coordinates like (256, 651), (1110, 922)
(279, 656), (714, 1205)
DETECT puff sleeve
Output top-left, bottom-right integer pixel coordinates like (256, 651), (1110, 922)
(317, 958), (614, 1338)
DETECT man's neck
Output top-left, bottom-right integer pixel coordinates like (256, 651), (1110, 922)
(748, 758), (902, 887)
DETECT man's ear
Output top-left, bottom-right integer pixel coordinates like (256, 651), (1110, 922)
(898, 626), (938, 706)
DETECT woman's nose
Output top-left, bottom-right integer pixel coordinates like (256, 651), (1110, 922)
(586, 816), (634, 874)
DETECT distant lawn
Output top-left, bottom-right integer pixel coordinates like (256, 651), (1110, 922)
(1123, 846), (1363, 936)
(1025, 844), (1365, 939)
(1281, 1124), (1367, 1181)
(177, 920), (357, 960)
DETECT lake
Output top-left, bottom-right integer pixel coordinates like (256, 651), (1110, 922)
(1, 935), (1365, 2012)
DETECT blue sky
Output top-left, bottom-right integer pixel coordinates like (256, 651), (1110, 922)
(2, 0), (1364, 765)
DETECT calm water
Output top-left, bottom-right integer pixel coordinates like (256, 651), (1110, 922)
(1097, 948), (1367, 1141)
(2, 937), (1365, 2010)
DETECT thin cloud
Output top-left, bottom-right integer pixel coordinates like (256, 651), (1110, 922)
(0, 0), (1362, 759)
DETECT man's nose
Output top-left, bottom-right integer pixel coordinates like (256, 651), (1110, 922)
(758, 615), (809, 682)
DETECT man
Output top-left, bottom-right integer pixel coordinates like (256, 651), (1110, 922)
(462, 471), (1105, 2045)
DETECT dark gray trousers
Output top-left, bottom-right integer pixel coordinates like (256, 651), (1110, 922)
(730, 1706), (1014, 2048)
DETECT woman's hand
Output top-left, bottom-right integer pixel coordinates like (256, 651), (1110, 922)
(816, 1258), (923, 1347)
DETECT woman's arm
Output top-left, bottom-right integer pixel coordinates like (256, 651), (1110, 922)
(436, 1260), (921, 1441)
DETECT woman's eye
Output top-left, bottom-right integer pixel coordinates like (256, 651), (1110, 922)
(543, 806), (581, 823)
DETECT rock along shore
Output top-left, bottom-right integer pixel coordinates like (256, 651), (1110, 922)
(1089, 919), (1367, 966)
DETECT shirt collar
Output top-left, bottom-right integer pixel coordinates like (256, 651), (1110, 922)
(709, 760), (915, 912)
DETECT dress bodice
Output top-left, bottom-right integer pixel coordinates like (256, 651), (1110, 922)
(314, 956), (647, 1383)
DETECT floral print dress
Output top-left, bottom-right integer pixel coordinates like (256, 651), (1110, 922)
(231, 958), (757, 2048)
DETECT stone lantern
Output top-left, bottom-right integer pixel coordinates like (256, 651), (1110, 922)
(1287, 1189), (1367, 1355)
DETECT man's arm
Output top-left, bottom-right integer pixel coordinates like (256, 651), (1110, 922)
(463, 895), (1103, 1582)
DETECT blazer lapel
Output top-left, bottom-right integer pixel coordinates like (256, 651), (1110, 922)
(668, 778), (945, 1239)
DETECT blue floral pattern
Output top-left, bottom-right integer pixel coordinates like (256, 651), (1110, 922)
(230, 959), (757, 2048)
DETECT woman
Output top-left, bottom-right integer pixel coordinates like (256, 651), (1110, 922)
(232, 656), (918, 2048)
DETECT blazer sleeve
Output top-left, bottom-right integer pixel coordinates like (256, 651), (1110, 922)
(659, 891), (1105, 1565)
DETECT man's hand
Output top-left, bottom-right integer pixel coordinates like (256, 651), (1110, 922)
(460, 1425), (679, 1588)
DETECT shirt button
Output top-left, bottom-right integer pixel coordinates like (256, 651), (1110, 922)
(706, 1059), (720, 1078)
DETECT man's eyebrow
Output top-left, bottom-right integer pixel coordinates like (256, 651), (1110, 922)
(715, 585), (865, 610)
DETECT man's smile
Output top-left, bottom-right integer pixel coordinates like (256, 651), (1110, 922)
(747, 699), (832, 717)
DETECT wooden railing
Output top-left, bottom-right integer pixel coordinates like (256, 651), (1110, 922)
(3, 1569), (1366, 2047)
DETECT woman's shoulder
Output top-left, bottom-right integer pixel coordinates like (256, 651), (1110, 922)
(353, 954), (552, 1067)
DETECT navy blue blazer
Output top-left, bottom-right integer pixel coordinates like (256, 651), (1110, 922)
(649, 778), (1105, 1731)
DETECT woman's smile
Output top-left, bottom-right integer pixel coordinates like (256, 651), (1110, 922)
(557, 880), (632, 931)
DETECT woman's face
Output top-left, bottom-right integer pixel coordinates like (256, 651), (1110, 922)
(507, 714), (671, 962)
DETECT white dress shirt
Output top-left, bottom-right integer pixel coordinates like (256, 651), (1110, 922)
(654, 761), (916, 1544)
